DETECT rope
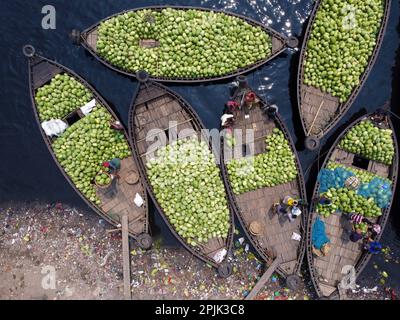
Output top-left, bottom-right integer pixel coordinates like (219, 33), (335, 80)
(304, 148), (329, 178)
(317, 143), (322, 173)
(388, 109), (400, 121)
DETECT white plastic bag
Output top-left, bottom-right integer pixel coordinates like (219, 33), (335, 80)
(212, 248), (227, 263)
(41, 119), (68, 137)
(134, 193), (144, 207)
(291, 232), (301, 241)
(80, 99), (96, 115)
(220, 114), (234, 126)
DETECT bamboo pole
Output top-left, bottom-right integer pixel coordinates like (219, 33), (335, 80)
(307, 100), (324, 136)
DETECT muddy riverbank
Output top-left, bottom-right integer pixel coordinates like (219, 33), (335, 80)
(1, 202), (396, 300)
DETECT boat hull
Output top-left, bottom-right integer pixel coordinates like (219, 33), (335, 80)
(80, 5), (288, 83)
(128, 80), (235, 271)
(26, 54), (150, 243)
(297, 0), (391, 144)
(306, 111), (399, 298)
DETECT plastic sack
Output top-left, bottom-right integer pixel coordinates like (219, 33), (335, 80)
(357, 177), (392, 208)
(291, 232), (301, 241)
(134, 193), (144, 207)
(41, 119), (68, 137)
(318, 167), (355, 193)
(212, 248), (227, 263)
(80, 99), (96, 115)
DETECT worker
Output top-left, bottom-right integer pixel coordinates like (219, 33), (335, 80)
(221, 113), (235, 128)
(244, 91), (257, 109)
(274, 203), (288, 215)
(224, 101), (240, 119)
(342, 213), (367, 242)
(288, 206), (302, 223)
(274, 196), (301, 223)
(318, 195), (332, 206)
(103, 158), (121, 176)
(110, 120), (124, 130)
(349, 228), (364, 243)
(369, 224), (382, 238)
(283, 195), (298, 208)
(364, 239), (382, 255)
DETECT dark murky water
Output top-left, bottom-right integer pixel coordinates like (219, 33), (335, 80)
(0, 0), (399, 291)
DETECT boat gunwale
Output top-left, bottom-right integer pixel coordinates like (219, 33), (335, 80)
(219, 86), (308, 278)
(128, 80), (235, 269)
(305, 110), (399, 298)
(297, 0), (392, 139)
(80, 5), (289, 83)
(27, 54), (150, 240)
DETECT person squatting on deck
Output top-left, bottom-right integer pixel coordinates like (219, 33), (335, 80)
(364, 240), (383, 254)
(221, 100), (240, 129)
(273, 196), (304, 223)
(102, 158), (121, 179)
(343, 213), (382, 244)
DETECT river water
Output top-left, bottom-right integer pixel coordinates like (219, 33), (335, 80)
(0, 0), (399, 293)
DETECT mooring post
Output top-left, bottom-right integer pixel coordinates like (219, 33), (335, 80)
(245, 256), (282, 300)
(121, 215), (131, 300)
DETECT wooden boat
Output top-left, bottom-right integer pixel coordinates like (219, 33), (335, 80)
(220, 77), (308, 289)
(297, 0), (391, 150)
(306, 110), (398, 299)
(23, 45), (152, 249)
(128, 78), (234, 277)
(77, 5), (294, 83)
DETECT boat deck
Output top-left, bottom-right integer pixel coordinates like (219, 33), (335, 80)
(226, 90), (303, 275)
(31, 56), (62, 89)
(300, 85), (340, 137)
(96, 157), (147, 236)
(132, 82), (230, 263)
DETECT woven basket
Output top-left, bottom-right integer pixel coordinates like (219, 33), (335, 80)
(95, 171), (112, 189)
(125, 170), (139, 185)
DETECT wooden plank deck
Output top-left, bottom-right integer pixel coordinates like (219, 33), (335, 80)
(227, 90), (303, 275)
(86, 28), (98, 52)
(300, 85), (340, 137)
(271, 37), (285, 54)
(96, 157), (147, 236)
(32, 58), (63, 89)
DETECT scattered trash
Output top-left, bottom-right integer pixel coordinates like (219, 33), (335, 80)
(0, 202), (396, 300)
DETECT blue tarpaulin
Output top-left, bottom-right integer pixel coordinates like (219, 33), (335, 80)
(312, 216), (330, 249)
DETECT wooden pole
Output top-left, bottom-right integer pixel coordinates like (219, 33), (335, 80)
(121, 215), (131, 300)
(307, 100), (324, 136)
(245, 256), (282, 300)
